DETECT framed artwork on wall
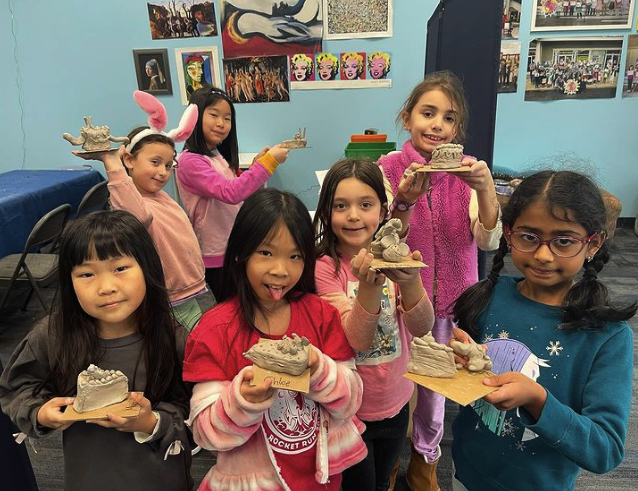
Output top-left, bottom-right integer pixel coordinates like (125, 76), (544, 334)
(133, 49), (172, 95)
(531, 0), (635, 31)
(323, 0), (393, 39)
(524, 36), (623, 101)
(174, 46), (222, 105)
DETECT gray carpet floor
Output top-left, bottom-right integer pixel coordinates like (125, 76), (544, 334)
(1, 227), (636, 490)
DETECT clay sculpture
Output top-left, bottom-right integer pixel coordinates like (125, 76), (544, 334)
(370, 218), (410, 262)
(280, 127), (307, 149)
(430, 143), (464, 169)
(244, 334), (311, 376)
(407, 333), (457, 378)
(63, 116), (129, 152)
(450, 338), (493, 372)
(73, 364), (129, 413)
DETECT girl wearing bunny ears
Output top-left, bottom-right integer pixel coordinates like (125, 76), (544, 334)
(176, 87), (289, 300)
(74, 90), (216, 331)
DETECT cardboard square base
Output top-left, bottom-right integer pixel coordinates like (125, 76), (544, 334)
(404, 369), (496, 406)
(370, 257), (428, 269)
(74, 148), (120, 157)
(60, 394), (141, 421)
(249, 343), (312, 393)
(415, 166), (472, 173)
(251, 365), (311, 393)
(280, 142), (309, 149)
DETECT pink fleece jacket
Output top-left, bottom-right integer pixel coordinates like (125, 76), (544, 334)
(379, 141), (489, 316)
(315, 254), (433, 421)
(107, 168), (205, 303)
(176, 150), (278, 268)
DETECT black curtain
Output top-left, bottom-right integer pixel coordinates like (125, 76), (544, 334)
(425, 0), (503, 279)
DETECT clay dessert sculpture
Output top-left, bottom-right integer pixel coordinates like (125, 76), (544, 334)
(61, 364), (140, 421)
(244, 334), (311, 376)
(280, 127), (308, 149)
(63, 116), (129, 155)
(245, 334), (313, 393)
(407, 333), (457, 378)
(369, 218), (427, 269)
(404, 334), (496, 406)
(416, 143), (471, 173)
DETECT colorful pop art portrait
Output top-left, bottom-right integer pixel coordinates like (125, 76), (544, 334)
(340, 52), (366, 80)
(316, 53), (339, 80)
(367, 51), (391, 79)
(290, 53), (315, 81)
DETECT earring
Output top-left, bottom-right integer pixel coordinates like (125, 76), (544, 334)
(586, 255), (594, 262)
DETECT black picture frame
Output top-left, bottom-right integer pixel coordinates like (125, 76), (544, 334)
(133, 48), (172, 95)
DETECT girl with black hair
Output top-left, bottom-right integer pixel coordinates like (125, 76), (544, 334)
(183, 188), (366, 491)
(176, 87), (289, 300)
(450, 170), (636, 491)
(0, 211), (193, 491)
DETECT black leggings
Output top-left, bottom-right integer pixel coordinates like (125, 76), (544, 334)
(341, 403), (410, 491)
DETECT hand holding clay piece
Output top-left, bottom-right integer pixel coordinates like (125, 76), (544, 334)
(244, 334), (311, 376)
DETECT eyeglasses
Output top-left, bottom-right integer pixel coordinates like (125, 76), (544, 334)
(507, 229), (598, 258)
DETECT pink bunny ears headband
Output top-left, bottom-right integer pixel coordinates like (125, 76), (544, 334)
(126, 90), (198, 153)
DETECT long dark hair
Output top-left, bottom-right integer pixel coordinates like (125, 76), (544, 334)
(39, 210), (179, 403)
(313, 157), (388, 274)
(453, 170), (636, 337)
(218, 188), (316, 333)
(183, 86), (239, 172)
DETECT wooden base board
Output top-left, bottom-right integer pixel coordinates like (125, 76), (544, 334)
(404, 369), (496, 406)
(60, 394), (140, 421)
(370, 257), (428, 269)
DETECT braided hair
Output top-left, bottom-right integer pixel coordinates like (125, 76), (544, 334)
(453, 170), (636, 338)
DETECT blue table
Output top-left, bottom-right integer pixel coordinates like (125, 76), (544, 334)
(0, 169), (104, 257)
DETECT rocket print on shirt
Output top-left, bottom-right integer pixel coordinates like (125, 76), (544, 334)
(347, 278), (401, 365)
(263, 390), (319, 454)
(473, 338), (550, 444)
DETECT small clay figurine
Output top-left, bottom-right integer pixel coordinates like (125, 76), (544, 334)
(63, 116), (129, 152)
(280, 127), (307, 149)
(244, 334), (311, 376)
(450, 339), (493, 372)
(370, 218), (410, 262)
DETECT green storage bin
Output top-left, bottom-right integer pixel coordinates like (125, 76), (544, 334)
(344, 142), (396, 162)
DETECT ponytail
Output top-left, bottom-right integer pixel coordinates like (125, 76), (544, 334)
(453, 237), (509, 338)
(561, 244), (637, 330)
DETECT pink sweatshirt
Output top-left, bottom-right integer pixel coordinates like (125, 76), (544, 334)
(107, 168), (205, 303)
(315, 254), (434, 421)
(176, 150), (278, 268)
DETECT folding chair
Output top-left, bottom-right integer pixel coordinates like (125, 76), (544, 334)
(75, 180), (109, 218)
(0, 203), (72, 312)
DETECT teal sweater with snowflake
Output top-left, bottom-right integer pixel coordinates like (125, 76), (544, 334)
(452, 276), (633, 491)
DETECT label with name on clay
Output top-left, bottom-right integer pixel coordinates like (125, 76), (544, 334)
(250, 344), (311, 393)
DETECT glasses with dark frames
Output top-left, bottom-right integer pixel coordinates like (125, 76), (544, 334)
(506, 229), (599, 258)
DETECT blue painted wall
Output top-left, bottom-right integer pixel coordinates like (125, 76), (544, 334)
(1, 0), (636, 217)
